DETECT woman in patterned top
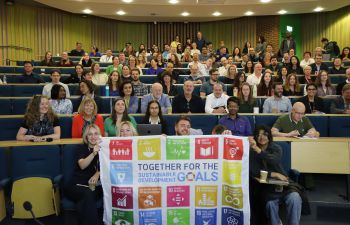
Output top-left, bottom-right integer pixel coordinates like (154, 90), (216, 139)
(49, 84), (73, 114)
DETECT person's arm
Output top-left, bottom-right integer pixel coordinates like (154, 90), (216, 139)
(78, 145), (99, 170)
(330, 98), (347, 114)
(165, 96), (172, 114)
(262, 99), (270, 113)
(305, 128), (320, 138)
(271, 127), (299, 137)
(205, 96), (214, 113)
(41, 126), (61, 140)
(140, 97), (148, 113)
(88, 171), (100, 186)
(16, 127), (35, 141)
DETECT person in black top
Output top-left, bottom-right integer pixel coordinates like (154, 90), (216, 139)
(142, 100), (168, 134)
(329, 58), (346, 74)
(64, 124), (102, 225)
(297, 83), (325, 113)
(64, 64), (84, 84)
(160, 71), (178, 96)
(41, 51), (55, 66)
(336, 68), (350, 95)
(70, 42), (85, 56)
(76, 80), (103, 113)
(172, 80), (204, 113)
(18, 61), (45, 83)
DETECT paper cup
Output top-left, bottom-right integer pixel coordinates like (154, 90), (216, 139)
(260, 170), (268, 182)
(253, 107), (259, 114)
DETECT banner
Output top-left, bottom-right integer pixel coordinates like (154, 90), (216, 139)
(100, 135), (250, 225)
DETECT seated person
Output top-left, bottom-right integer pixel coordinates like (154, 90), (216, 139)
(99, 48), (113, 63)
(298, 65), (316, 85)
(104, 98), (137, 137)
(141, 82), (172, 114)
(172, 80), (204, 113)
(257, 71), (274, 96)
(297, 83), (325, 114)
(160, 72), (178, 96)
(117, 121), (139, 137)
(310, 55), (328, 74)
(91, 63), (108, 86)
(16, 95), (60, 141)
(263, 83), (292, 113)
(175, 116), (192, 136)
(72, 97), (104, 138)
(271, 102), (320, 137)
(105, 70), (121, 96)
(64, 64), (84, 84)
(42, 69), (71, 98)
(329, 58), (346, 74)
(238, 82), (258, 113)
(79, 52), (94, 68)
(218, 97), (252, 136)
(183, 64), (206, 84)
(314, 70), (336, 96)
(69, 41), (85, 56)
(145, 58), (164, 75)
(249, 125), (302, 225)
(119, 81), (139, 114)
(49, 84), (73, 115)
(18, 61), (44, 83)
(76, 80), (103, 113)
(205, 83), (229, 114)
(330, 83), (350, 114)
(64, 124), (102, 225)
(142, 100), (168, 134)
(41, 51), (55, 66)
(336, 68), (350, 95)
(283, 74), (303, 96)
(200, 68), (227, 97)
(56, 51), (74, 67)
(131, 69), (149, 97)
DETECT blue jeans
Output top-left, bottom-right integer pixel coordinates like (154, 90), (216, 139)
(266, 191), (302, 225)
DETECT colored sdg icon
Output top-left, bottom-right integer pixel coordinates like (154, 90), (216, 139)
(109, 139), (133, 160)
(223, 138), (243, 160)
(138, 187), (162, 209)
(195, 137), (219, 159)
(167, 186), (190, 207)
(138, 138), (161, 160)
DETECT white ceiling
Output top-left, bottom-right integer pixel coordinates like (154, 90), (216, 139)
(34, 0), (350, 22)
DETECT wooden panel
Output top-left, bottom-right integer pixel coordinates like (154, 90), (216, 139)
(291, 141), (350, 174)
(232, 17), (256, 51)
(201, 20), (232, 52)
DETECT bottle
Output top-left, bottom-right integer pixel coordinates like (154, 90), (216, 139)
(105, 85), (109, 96)
(3, 75), (7, 84)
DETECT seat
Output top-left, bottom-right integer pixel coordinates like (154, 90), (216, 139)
(255, 115), (279, 128)
(329, 116), (350, 137)
(12, 98), (30, 114)
(13, 85), (43, 97)
(0, 99), (12, 115)
(275, 141), (299, 182)
(308, 116), (329, 137)
(0, 148), (10, 222)
(0, 117), (23, 141)
(10, 145), (62, 219)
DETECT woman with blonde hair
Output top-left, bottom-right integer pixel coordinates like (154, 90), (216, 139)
(72, 97), (104, 138)
(16, 95), (61, 141)
(117, 121), (138, 137)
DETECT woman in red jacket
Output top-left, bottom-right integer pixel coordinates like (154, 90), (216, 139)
(72, 97), (104, 138)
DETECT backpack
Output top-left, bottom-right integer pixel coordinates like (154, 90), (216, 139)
(329, 41), (340, 56)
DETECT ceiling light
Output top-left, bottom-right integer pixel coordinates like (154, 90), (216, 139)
(116, 10), (126, 15)
(181, 12), (189, 16)
(245, 11), (254, 16)
(169, 0), (179, 4)
(260, 0), (271, 3)
(278, 10), (287, 14)
(212, 12), (222, 16)
(122, 0), (133, 3)
(82, 9), (92, 14)
(313, 7), (324, 12)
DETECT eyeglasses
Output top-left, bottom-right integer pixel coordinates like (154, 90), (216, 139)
(307, 88), (316, 91)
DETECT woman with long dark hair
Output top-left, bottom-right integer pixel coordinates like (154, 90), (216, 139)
(119, 81), (139, 113)
(106, 71), (121, 96)
(257, 72), (274, 96)
(41, 51), (54, 66)
(142, 100), (167, 134)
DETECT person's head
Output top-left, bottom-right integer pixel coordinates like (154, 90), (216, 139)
(50, 69), (61, 84)
(219, 46), (227, 55)
(316, 70), (331, 87)
(254, 63), (263, 74)
(131, 69), (140, 81)
(83, 52), (90, 61)
(75, 42), (82, 50)
(279, 66), (288, 77)
(91, 63), (100, 74)
(161, 72), (173, 85)
(209, 69), (219, 82)
(314, 47), (322, 56)
(248, 48), (255, 55)
(44, 51), (52, 61)
(286, 73), (298, 88)
(108, 70), (121, 87)
(266, 44), (273, 53)
(315, 55), (323, 64)
(342, 84), (350, 101)
(192, 53), (199, 62)
(211, 125), (228, 135)
(196, 31), (202, 39)
(79, 80), (94, 95)
(82, 124), (101, 146)
(270, 56), (278, 66)
(227, 97), (240, 116)
(291, 102), (306, 122)
(23, 61), (33, 74)
(151, 82), (163, 99)
(253, 125), (273, 147)
(82, 70), (93, 81)
(233, 47), (241, 55)
(303, 51), (311, 60)
(90, 45), (99, 53)
(190, 64), (199, 75)
(288, 48), (295, 56)
(78, 97), (97, 117)
(290, 56), (300, 66)
(118, 121), (138, 137)
(145, 100), (162, 118)
(75, 64), (84, 75)
(50, 84), (66, 100)
(24, 95), (56, 127)
(118, 52), (126, 62)
(333, 58), (342, 67)
(342, 47), (350, 56)
(111, 97), (127, 117)
(303, 65), (312, 76)
(191, 42), (198, 50)
(183, 80), (194, 95)
(262, 71), (272, 84)
(321, 37), (329, 45)
(285, 31), (292, 38)
(306, 83), (317, 98)
(105, 48), (112, 56)
(227, 65), (237, 77)
(244, 41), (251, 48)
(175, 116), (191, 136)
(112, 56), (120, 65)
(119, 81), (134, 97)
(239, 82), (252, 99)
(150, 58), (158, 68)
(283, 52), (290, 62)
(122, 65), (130, 77)
(273, 83), (284, 97)
(61, 51), (69, 60)
(213, 83), (224, 98)
(201, 46), (208, 54)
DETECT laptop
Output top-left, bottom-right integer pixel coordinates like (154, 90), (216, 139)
(137, 124), (162, 136)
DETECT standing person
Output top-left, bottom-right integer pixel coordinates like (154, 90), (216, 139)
(70, 42), (85, 56)
(172, 80), (204, 113)
(142, 100), (168, 134)
(16, 95), (61, 141)
(64, 124), (103, 225)
(119, 81), (139, 114)
(72, 97), (104, 138)
(218, 97), (252, 136)
(279, 31), (296, 57)
(104, 98), (137, 137)
(49, 84), (73, 115)
(255, 35), (267, 56)
(41, 51), (55, 66)
(195, 31), (208, 51)
(249, 125), (302, 225)
(238, 82), (257, 113)
(18, 61), (45, 83)
(42, 69), (70, 98)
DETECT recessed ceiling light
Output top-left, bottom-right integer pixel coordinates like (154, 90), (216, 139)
(122, 0), (133, 3)
(260, 0), (271, 3)
(169, 0), (179, 4)
(181, 12), (189, 16)
(212, 12), (222, 16)
(245, 11), (254, 16)
(116, 10), (126, 15)
(82, 9), (92, 14)
(313, 7), (324, 12)
(278, 10), (287, 14)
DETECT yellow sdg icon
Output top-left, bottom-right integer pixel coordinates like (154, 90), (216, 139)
(137, 138), (161, 160)
(222, 185), (243, 209)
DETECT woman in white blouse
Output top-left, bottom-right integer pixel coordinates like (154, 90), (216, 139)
(49, 84), (73, 114)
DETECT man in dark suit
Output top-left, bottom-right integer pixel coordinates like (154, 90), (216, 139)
(309, 55), (329, 74)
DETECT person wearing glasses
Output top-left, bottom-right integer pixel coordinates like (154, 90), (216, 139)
(297, 83), (325, 114)
(172, 80), (204, 113)
(200, 68), (227, 97)
(271, 102), (319, 138)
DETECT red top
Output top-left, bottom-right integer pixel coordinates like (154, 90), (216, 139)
(71, 114), (104, 138)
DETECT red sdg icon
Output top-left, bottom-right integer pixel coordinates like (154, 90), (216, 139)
(223, 137), (243, 160)
(109, 139), (133, 160)
(195, 137), (218, 159)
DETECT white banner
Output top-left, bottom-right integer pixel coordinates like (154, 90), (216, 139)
(100, 135), (250, 225)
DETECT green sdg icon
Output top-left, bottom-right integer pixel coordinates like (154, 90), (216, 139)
(167, 208), (190, 225)
(112, 209), (133, 225)
(166, 138), (190, 160)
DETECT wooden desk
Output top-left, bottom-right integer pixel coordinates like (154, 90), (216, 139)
(0, 138), (83, 148)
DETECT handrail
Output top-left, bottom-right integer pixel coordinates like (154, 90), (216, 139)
(0, 45), (32, 51)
